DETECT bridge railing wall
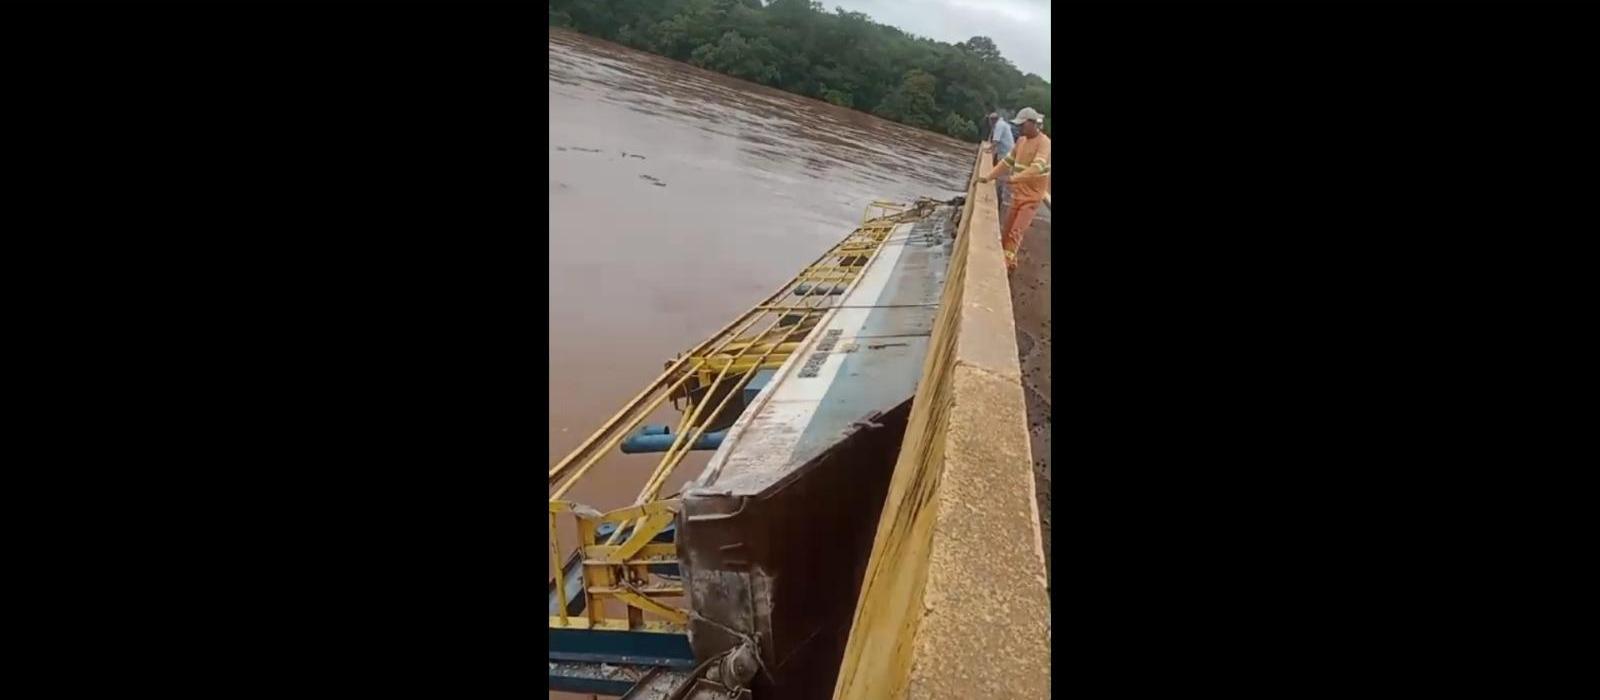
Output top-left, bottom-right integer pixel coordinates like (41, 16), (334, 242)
(832, 147), (1051, 699)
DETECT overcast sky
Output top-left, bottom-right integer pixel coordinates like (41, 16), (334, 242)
(829, 0), (1051, 82)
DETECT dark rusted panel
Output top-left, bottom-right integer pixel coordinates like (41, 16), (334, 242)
(671, 206), (953, 698)
(677, 400), (911, 700)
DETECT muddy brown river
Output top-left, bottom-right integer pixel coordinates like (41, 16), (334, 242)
(548, 29), (972, 698)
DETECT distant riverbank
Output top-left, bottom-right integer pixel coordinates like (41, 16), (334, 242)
(549, 0), (1051, 143)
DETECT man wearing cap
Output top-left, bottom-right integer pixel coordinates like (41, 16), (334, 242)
(984, 110), (1015, 162)
(978, 106), (1050, 274)
(982, 110), (1017, 217)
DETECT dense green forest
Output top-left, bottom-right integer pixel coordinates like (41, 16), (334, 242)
(549, 0), (1051, 142)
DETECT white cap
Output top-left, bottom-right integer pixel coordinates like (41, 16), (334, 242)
(1011, 107), (1045, 125)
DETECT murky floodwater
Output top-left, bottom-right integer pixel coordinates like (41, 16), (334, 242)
(548, 30), (970, 697)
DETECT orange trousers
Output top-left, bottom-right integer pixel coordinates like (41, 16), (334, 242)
(1000, 198), (1042, 273)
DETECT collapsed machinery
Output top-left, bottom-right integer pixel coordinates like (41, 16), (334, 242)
(550, 197), (961, 699)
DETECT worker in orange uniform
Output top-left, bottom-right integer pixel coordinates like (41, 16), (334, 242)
(978, 107), (1050, 274)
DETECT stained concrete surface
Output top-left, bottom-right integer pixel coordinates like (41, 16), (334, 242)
(1009, 207), (1051, 584)
(839, 173), (1051, 700)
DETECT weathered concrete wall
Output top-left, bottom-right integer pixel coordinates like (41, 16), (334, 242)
(832, 152), (1051, 700)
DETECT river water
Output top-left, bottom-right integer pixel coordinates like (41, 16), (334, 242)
(548, 29), (971, 698)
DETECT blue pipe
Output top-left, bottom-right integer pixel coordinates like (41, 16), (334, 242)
(621, 428), (728, 454)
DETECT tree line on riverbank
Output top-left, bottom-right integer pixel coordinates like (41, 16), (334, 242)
(549, 0), (1052, 142)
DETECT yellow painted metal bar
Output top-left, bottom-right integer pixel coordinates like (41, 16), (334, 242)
(549, 500), (602, 518)
(551, 326), (741, 481)
(693, 359), (789, 375)
(610, 588), (690, 625)
(573, 512), (611, 627)
(582, 542), (677, 563)
(555, 309), (797, 500)
(551, 372), (692, 497)
(558, 500), (692, 626)
(701, 341), (802, 355)
(607, 303), (835, 546)
(669, 400), (696, 441)
(608, 508), (677, 562)
(549, 224), (887, 486)
(552, 331), (755, 495)
(549, 617), (683, 632)
(593, 500), (678, 525)
(637, 311), (804, 504)
(863, 200), (908, 222)
(585, 584), (684, 596)
(635, 336), (778, 501)
(632, 304), (827, 506)
(549, 511), (568, 626)
(550, 361), (719, 499)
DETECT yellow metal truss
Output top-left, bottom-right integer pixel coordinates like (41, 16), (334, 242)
(549, 199), (940, 633)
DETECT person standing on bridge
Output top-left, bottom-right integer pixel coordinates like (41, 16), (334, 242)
(984, 110), (1015, 162)
(983, 110), (1017, 219)
(979, 107), (1051, 274)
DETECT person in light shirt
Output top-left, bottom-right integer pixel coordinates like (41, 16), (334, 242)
(982, 110), (1017, 218)
(985, 109), (1015, 161)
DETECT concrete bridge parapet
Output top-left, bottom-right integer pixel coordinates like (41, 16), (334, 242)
(833, 149), (1051, 700)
